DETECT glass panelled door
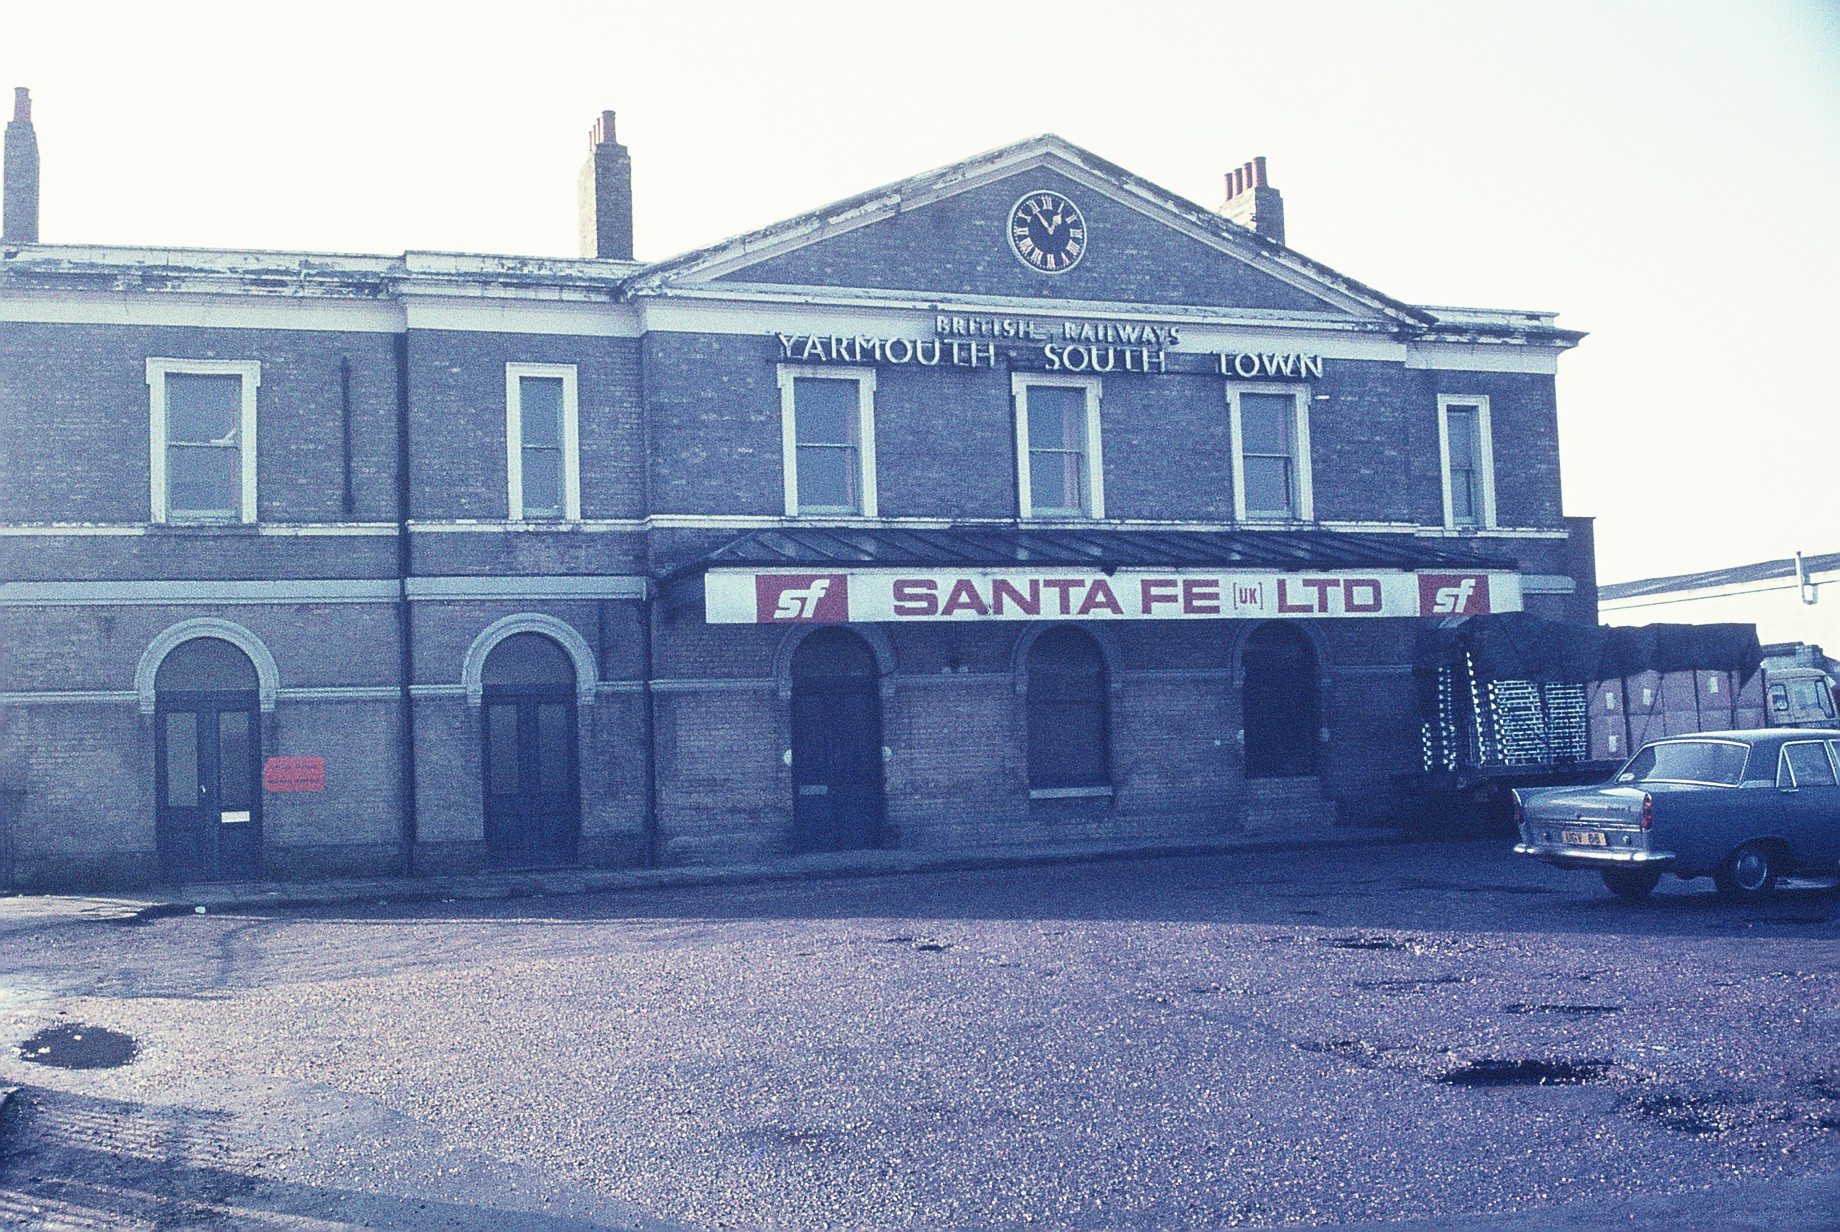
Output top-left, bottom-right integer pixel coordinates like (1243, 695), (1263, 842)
(482, 690), (581, 868)
(155, 694), (261, 882)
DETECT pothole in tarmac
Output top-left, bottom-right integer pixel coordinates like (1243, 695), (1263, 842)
(1438, 1057), (1612, 1086)
(1358, 975), (1476, 991)
(1625, 1090), (1807, 1137)
(882, 935), (952, 951)
(16, 1024), (138, 1069)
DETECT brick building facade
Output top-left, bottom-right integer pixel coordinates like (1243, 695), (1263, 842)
(0, 104), (1592, 890)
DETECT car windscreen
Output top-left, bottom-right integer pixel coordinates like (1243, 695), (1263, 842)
(1618, 740), (1749, 786)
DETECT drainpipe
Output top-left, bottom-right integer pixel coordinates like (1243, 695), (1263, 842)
(636, 326), (660, 867)
(339, 356), (355, 517)
(640, 597), (659, 866)
(394, 334), (418, 875)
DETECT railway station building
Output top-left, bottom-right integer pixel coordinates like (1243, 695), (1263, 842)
(0, 97), (1595, 890)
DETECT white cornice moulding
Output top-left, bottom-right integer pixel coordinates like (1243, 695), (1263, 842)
(404, 576), (649, 600)
(0, 579), (400, 606)
(4, 285), (1569, 362)
(1407, 342), (1563, 375)
(0, 575), (651, 605)
(1, 290), (407, 333)
(403, 297), (640, 337)
(0, 515), (1577, 540)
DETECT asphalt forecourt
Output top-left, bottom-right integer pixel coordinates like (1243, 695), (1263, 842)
(1, 841), (1836, 1230)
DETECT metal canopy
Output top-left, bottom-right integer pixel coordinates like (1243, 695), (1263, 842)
(673, 526), (1515, 578)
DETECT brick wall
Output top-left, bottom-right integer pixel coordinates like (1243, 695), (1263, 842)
(406, 330), (644, 522)
(0, 322), (400, 525)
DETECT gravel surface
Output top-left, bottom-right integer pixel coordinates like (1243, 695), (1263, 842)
(0, 840), (1836, 1230)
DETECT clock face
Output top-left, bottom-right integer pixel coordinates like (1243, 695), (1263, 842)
(1008, 190), (1087, 274)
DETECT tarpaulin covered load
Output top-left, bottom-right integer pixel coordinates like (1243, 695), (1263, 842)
(1414, 615), (1762, 685)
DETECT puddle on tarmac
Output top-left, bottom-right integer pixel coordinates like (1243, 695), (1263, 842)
(16, 1024), (138, 1069)
(1329, 935), (1411, 951)
(1439, 1057), (1611, 1086)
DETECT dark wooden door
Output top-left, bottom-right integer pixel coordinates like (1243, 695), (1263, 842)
(482, 690), (580, 868)
(790, 631), (883, 853)
(155, 693), (261, 882)
(1243, 624), (1319, 778)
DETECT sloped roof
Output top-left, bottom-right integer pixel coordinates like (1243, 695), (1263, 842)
(624, 133), (1452, 328)
(670, 526), (1511, 580)
(1601, 551), (1840, 601)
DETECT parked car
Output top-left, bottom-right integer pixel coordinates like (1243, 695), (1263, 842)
(1513, 729), (1840, 900)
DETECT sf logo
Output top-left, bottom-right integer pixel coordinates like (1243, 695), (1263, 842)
(774, 578), (832, 619)
(1431, 578), (1477, 614)
(1419, 573), (1489, 616)
(754, 574), (849, 622)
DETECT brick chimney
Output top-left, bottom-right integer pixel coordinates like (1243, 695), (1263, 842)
(577, 111), (633, 261)
(1219, 156), (1283, 246)
(4, 87), (40, 245)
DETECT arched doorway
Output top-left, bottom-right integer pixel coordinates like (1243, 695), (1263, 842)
(789, 629), (884, 853)
(1242, 623), (1320, 777)
(480, 632), (581, 868)
(1026, 626), (1110, 789)
(154, 636), (262, 882)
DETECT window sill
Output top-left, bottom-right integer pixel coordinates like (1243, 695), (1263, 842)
(148, 521), (260, 535)
(1028, 785), (1114, 800)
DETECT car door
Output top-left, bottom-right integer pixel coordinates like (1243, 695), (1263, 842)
(1776, 741), (1840, 868)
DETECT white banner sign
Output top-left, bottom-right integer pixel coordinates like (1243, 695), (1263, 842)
(705, 569), (1522, 624)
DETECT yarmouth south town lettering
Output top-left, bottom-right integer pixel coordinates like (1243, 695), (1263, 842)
(705, 570), (1522, 624)
(776, 323), (1321, 379)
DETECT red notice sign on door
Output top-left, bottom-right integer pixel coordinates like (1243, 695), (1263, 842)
(264, 756), (325, 793)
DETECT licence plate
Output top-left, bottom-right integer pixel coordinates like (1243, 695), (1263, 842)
(1561, 829), (1607, 847)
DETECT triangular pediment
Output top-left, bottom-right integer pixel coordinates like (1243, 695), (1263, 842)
(627, 136), (1430, 326)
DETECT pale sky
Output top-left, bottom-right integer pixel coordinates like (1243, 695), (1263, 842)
(4, 0), (1837, 589)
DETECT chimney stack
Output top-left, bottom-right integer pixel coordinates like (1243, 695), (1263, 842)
(4, 87), (40, 245)
(1219, 156), (1283, 246)
(578, 111), (633, 261)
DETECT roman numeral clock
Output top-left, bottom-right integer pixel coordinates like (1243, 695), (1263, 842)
(1008, 190), (1087, 273)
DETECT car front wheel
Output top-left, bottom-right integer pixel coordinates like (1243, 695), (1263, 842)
(1602, 868), (1661, 900)
(1714, 842), (1780, 900)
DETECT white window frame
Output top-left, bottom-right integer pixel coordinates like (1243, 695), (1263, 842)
(1227, 383), (1312, 522)
(146, 358), (261, 524)
(505, 363), (581, 522)
(1437, 394), (1496, 530)
(778, 365), (878, 517)
(1013, 373), (1104, 520)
